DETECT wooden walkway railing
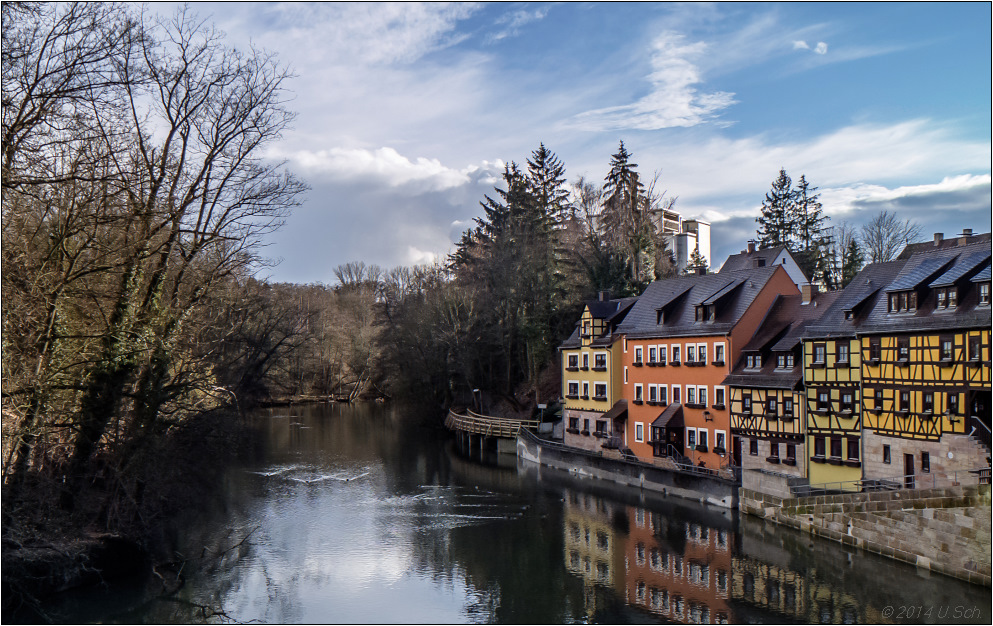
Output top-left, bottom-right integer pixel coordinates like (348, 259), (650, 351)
(446, 409), (539, 438)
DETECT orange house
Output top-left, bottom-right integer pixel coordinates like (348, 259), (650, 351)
(614, 266), (800, 468)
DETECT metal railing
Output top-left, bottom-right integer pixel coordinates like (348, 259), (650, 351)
(445, 409), (539, 438)
(792, 466), (991, 498)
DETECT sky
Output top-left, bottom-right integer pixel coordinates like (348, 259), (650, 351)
(172, 2), (991, 285)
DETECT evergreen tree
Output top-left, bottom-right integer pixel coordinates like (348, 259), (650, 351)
(526, 143), (570, 226)
(601, 141), (655, 286)
(841, 239), (864, 288)
(687, 245), (708, 274)
(756, 168), (796, 249)
(793, 174), (829, 282)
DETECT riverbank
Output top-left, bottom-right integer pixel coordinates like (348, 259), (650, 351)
(1, 407), (257, 622)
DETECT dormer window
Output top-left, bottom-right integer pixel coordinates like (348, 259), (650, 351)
(695, 304), (716, 321)
(745, 354), (761, 369)
(980, 282), (991, 306)
(935, 287), (957, 309)
(777, 355), (786, 369)
(889, 290), (917, 313)
(582, 321), (591, 337)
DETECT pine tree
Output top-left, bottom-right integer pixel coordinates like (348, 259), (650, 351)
(756, 168), (796, 249)
(793, 174), (829, 282)
(687, 245), (708, 274)
(601, 141), (655, 286)
(526, 143), (570, 227)
(841, 239), (864, 288)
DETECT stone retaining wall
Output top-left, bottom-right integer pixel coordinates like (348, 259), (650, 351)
(740, 484), (992, 586)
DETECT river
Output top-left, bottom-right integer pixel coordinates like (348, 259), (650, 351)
(48, 403), (988, 624)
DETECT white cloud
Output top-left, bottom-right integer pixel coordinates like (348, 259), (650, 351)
(814, 41), (828, 54)
(276, 146), (504, 194)
(488, 7), (549, 42)
(570, 31), (737, 131)
(793, 40), (810, 50)
(793, 40), (827, 54)
(406, 246), (439, 265)
(819, 174), (992, 217)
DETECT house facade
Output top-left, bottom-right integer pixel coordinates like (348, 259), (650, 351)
(560, 294), (637, 453)
(614, 266), (800, 469)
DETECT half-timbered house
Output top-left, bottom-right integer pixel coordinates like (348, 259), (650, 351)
(559, 293), (638, 453)
(726, 290), (840, 495)
(857, 238), (991, 487)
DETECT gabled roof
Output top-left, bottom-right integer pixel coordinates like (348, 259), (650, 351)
(972, 264), (991, 282)
(652, 403), (684, 428)
(929, 251), (990, 287)
(615, 265), (792, 339)
(886, 254), (956, 292)
(803, 260), (908, 339)
(898, 232), (992, 258)
(559, 296), (639, 349)
(720, 245), (790, 273)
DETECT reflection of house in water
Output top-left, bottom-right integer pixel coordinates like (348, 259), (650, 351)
(730, 557), (886, 624)
(562, 490), (627, 616)
(622, 506), (734, 624)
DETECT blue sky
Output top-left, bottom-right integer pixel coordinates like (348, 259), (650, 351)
(179, 2), (991, 284)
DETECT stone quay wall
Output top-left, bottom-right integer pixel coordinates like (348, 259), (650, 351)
(517, 429), (738, 509)
(741, 483), (992, 586)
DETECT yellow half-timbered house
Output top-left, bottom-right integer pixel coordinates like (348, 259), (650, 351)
(801, 262), (908, 488)
(727, 291), (839, 496)
(858, 240), (991, 487)
(560, 293), (638, 454)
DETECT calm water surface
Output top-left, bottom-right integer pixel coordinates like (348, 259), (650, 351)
(53, 403), (988, 623)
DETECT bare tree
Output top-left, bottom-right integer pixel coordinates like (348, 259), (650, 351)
(859, 210), (923, 263)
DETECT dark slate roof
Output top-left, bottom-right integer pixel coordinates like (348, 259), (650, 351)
(723, 292), (840, 390)
(559, 325), (582, 349)
(652, 403), (684, 428)
(559, 296), (639, 350)
(886, 254), (955, 292)
(858, 241), (993, 334)
(719, 245), (794, 275)
(973, 264), (991, 282)
(929, 251), (989, 287)
(897, 233), (992, 259)
(803, 260), (908, 339)
(615, 265), (790, 339)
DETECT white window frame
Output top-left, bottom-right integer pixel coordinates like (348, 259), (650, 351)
(697, 343), (708, 365)
(567, 380), (579, 396)
(648, 346), (657, 363)
(648, 384), (658, 402)
(685, 342), (696, 363)
(582, 381), (589, 398)
(659, 384), (668, 405)
(659, 345), (667, 362)
(582, 352), (589, 368)
(593, 382), (607, 399)
(624, 366), (628, 383)
(635, 422), (644, 443)
(671, 344), (681, 363)
(634, 346), (643, 363)
(634, 383), (644, 401)
(593, 351), (608, 369)
(687, 386), (696, 405)
(568, 353), (578, 368)
(713, 385), (725, 408)
(713, 342), (726, 364)
(715, 430), (727, 452)
(672, 385), (681, 404)
(623, 336), (628, 352)
(698, 428), (708, 449)
(698, 386), (707, 406)
(686, 427), (697, 448)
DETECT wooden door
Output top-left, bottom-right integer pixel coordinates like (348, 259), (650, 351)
(904, 453), (915, 489)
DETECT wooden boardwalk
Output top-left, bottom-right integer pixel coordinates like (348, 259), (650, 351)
(445, 409), (539, 439)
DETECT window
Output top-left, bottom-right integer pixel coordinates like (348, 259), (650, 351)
(687, 387), (696, 405)
(787, 354), (795, 368)
(569, 417), (579, 430)
(567, 354), (578, 369)
(767, 397), (777, 416)
(672, 386), (681, 403)
(813, 343), (826, 364)
(948, 392), (960, 415)
(840, 391), (854, 414)
(847, 438), (860, 460)
(777, 354), (786, 368)
(830, 437), (842, 459)
(883, 444), (891, 464)
(980, 282), (991, 306)
(786, 443), (796, 460)
(624, 367), (628, 383)
(671, 345), (681, 364)
(582, 321), (591, 337)
(869, 338), (881, 362)
(648, 385), (657, 403)
(935, 287), (958, 309)
(659, 385), (668, 405)
(837, 342), (849, 363)
(921, 451), (930, 473)
(659, 346), (667, 363)
(582, 353), (589, 369)
(742, 393), (752, 414)
(817, 389), (830, 411)
(699, 387), (707, 406)
(635, 422), (644, 443)
(875, 388), (884, 410)
(698, 345), (707, 365)
(634, 384), (643, 402)
(594, 353), (607, 369)
(897, 337), (910, 361)
(889, 290), (917, 312)
(567, 381), (579, 397)
(922, 391), (934, 414)
(769, 442), (779, 459)
(940, 336), (954, 361)
(687, 429), (696, 448)
(594, 383), (607, 400)
(582, 382), (589, 398)
(634, 347), (643, 364)
(714, 387), (725, 408)
(715, 431), (726, 452)
(899, 390), (910, 413)
(648, 347), (657, 363)
(749, 438), (758, 456)
(685, 344), (696, 363)
(814, 436), (825, 457)
(595, 420), (606, 435)
(698, 430), (708, 451)
(783, 398), (793, 416)
(969, 335), (982, 361)
(714, 343), (725, 364)
(583, 419), (590, 433)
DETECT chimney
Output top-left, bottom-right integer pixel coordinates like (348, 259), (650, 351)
(962, 228), (973, 237)
(747, 240), (756, 254)
(934, 233), (944, 246)
(598, 290), (611, 302)
(801, 283), (815, 304)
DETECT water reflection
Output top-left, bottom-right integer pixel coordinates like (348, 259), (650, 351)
(43, 404), (989, 624)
